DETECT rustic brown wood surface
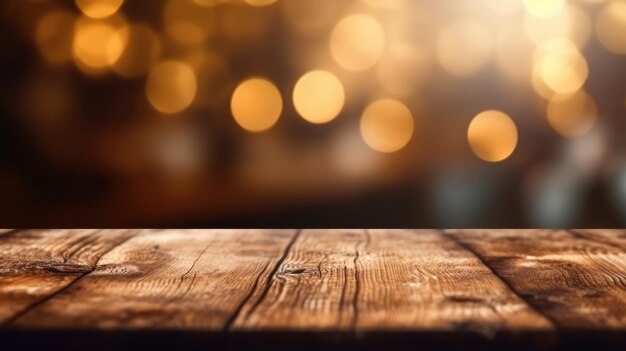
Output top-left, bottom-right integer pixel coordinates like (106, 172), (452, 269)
(0, 229), (625, 333)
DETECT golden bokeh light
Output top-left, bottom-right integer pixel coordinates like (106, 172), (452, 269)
(467, 110), (518, 162)
(377, 42), (431, 96)
(146, 61), (197, 114)
(75, 0), (124, 19)
(112, 24), (162, 78)
(524, 0), (565, 18)
(164, 0), (215, 46)
(436, 20), (492, 77)
(35, 10), (76, 64)
(547, 90), (597, 138)
(524, 4), (591, 49)
(482, 0), (523, 15)
(293, 70), (345, 124)
(360, 99), (414, 153)
(532, 39), (588, 95)
(231, 78), (283, 132)
(330, 14), (386, 71)
(244, 0), (277, 7)
(596, 0), (626, 54)
(72, 16), (128, 72)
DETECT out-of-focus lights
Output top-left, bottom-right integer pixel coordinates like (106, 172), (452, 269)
(35, 11), (75, 64)
(164, 0), (214, 46)
(436, 20), (492, 77)
(75, 0), (124, 19)
(547, 90), (597, 138)
(596, 0), (626, 54)
(532, 39), (588, 95)
(112, 24), (161, 78)
(72, 17), (128, 71)
(524, 4), (591, 49)
(467, 110), (518, 162)
(231, 78), (282, 132)
(293, 70), (345, 124)
(524, 0), (565, 18)
(146, 61), (197, 114)
(330, 14), (386, 71)
(360, 99), (414, 153)
(244, 0), (277, 7)
(482, 0), (523, 15)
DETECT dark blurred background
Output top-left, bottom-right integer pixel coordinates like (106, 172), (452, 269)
(0, 0), (625, 228)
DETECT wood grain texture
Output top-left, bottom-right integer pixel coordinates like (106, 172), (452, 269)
(233, 229), (552, 332)
(447, 229), (626, 329)
(571, 229), (626, 250)
(0, 229), (136, 324)
(9, 229), (296, 329)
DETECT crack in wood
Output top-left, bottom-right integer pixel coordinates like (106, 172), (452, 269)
(441, 230), (560, 329)
(224, 229), (301, 330)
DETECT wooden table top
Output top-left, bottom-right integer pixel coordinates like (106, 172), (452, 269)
(1, 229), (625, 350)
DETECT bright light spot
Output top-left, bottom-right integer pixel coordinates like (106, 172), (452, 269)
(360, 99), (414, 153)
(532, 39), (588, 95)
(75, 0), (124, 19)
(112, 24), (161, 78)
(467, 110), (518, 162)
(524, 0), (565, 18)
(35, 10), (75, 64)
(596, 0), (626, 54)
(244, 0), (277, 6)
(72, 17), (128, 71)
(436, 20), (492, 77)
(293, 70), (345, 124)
(547, 90), (597, 138)
(330, 14), (385, 71)
(146, 61), (197, 114)
(231, 78), (282, 132)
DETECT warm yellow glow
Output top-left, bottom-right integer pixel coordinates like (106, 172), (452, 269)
(547, 90), (597, 138)
(363, 0), (407, 9)
(75, 0), (124, 19)
(495, 27), (533, 83)
(244, 0), (277, 6)
(231, 78), (283, 132)
(72, 17), (128, 71)
(532, 39), (588, 95)
(112, 24), (161, 78)
(360, 99), (414, 153)
(330, 14), (385, 71)
(35, 10), (75, 64)
(436, 20), (492, 77)
(146, 61), (197, 114)
(524, 4), (591, 49)
(293, 70), (345, 124)
(164, 0), (214, 46)
(377, 42), (430, 96)
(467, 110), (518, 162)
(596, 0), (626, 54)
(482, 0), (523, 15)
(524, 0), (565, 18)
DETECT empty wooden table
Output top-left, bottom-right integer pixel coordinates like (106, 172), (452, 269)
(1, 229), (625, 350)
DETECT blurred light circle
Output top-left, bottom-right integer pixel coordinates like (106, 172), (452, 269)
(72, 17), (128, 71)
(436, 20), (492, 77)
(146, 61), (197, 114)
(112, 24), (162, 78)
(360, 99), (414, 153)
(532, 39), (588, 95)
(330, 14), (386, 71)
(524, 0), (565, 18)
(547, 90), (597, 138)
(231, 78), (282, 132)
(75, 0), (124, 19)
(244, 0), (277, 6)
(35, 10), (76, 64)
(596, 0), (626, 54)
(293, 70), (344, 124)
(467, 110), (518, 162)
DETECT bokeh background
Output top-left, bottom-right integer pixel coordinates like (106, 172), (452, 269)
(0, 0), (625, 227)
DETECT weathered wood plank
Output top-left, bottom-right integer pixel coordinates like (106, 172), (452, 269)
(0, 229), (136, 325)
(9, 229), (296, 329)
(233, 229), (552, 332)
(447, 229), (626, 329)
(571, 229), (626, 250)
